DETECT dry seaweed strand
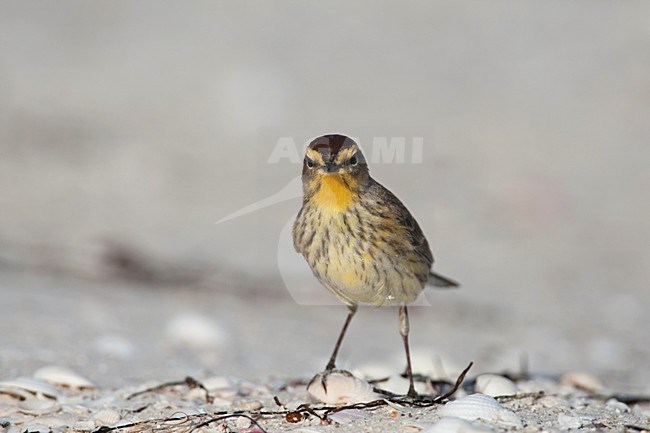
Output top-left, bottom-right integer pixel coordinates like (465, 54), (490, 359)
(94, 362), (474, 433)
(189, 414), (268, 433)
(126, 376), (214, 404)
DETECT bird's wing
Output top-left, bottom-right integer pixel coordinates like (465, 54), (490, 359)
(370, 181), (459, 289)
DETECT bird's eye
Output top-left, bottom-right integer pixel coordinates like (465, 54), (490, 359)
(306, 158), (315, 168)
(349, 156), (358, 166)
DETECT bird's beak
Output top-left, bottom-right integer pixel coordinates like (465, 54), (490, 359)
(324, 162), (339, 173)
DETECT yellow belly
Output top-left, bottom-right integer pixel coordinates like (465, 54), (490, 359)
(306, 209), (425, 306)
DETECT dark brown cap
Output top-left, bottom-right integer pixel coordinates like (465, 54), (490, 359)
(307, 134), (357, 161)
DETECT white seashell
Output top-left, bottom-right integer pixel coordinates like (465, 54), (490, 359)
(93, 409), (122, 426)
(201, 376), (238, 398)
(166, 313), (228, 349)
(560, 372), (603, 393)
(439, 394), (522, 427)
(407, 351), (464, 381)
(327, 409), (369, 424)
(516, 378), (559, 394)
(34, 366), (95, 389)
(423, 417), (493, 433)
(474, 375), (517, 397)
(307, 370), (379, 406)
(557, 414), (582, 430)
(0, 378), (60, 399)
(375, 374), (428, 396)
(18, 396), (60, 415)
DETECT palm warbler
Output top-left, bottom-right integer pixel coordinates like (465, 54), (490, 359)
(293, 134), (458, 398)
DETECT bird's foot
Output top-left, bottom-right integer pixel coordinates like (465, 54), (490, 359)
(393, 389), (431, 404)
(308, 368), (353, 392)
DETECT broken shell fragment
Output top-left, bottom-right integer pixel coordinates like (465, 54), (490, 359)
(307, 370), (379, 406)
(17, 397), (60, 415)
(34, 366), (95, 390)
(439, 393), (522, 427)
(328, 408), (370, 425)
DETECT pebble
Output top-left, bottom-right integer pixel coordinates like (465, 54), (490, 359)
(606, 398), (630, 413)
(236, 415), (252, 429)
(538, 395), (570, 409)
(557, 414), (582, 430)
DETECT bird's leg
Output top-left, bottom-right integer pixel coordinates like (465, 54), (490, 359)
(399, 305), (418, 399)
(325, 304), (358, 371)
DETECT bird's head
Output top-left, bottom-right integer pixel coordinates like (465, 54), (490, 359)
(303, 134), (369, 176)
(301, 134), (370, 206)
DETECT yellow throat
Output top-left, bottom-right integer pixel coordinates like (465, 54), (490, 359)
(312, 174), (355, 210)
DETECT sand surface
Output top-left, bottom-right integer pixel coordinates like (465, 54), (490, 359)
(1, 271), (648, 432)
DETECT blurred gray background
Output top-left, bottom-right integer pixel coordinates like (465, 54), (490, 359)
(0, 1), (648, 391)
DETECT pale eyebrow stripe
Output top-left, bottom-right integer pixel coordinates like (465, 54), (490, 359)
(335, 147), (357, 164)
(306, 148), (324, 163)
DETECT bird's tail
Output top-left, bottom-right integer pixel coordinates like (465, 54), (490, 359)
(428, 271), (460, 288)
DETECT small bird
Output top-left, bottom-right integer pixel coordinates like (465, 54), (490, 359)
(293, 134), (458, 398)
